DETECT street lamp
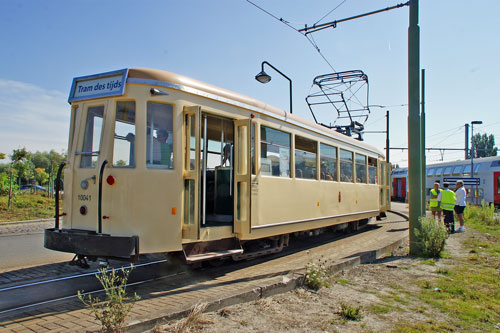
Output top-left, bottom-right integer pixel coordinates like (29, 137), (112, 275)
(470, 120), (483, 179)
(255, 61), (293, 114)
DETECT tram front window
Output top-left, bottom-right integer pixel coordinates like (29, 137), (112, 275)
(80, 106), (104, 168)
(146, 102), (174, 169)
(113, 101), (136, 167)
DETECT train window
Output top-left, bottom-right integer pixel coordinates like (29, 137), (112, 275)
(339, 149), (353, 182)
(380, 163), (386, 185)
(368, 157), (377, 184)
(68, 105), (79, 156)
(320, 143), (337, 181)
(434, 167), (443, 176)
(462, 164), (471, 176)
(452, 165), (462, 175)
(184, 113), (196, 170)
(474, 164), (480, 175)
(146, 102), (174, 169)
(355, 154), (367, 183)
(427, 168), (435, 177)
(251, 123), (256, 175)
(260, 126), (290, 177)
(79, 105), (104, 168)
(443, 166), (453, 176)
(112, 101), (136, 167)
(295, 136), (317, 179)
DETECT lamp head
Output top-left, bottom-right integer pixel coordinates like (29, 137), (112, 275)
(471, 120), (483, 125)
(255, 71), (271, 84)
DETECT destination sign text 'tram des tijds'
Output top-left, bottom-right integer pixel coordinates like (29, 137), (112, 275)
(69, 69), (128, 102)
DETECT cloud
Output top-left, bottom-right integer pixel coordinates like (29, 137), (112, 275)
(0, 79), (69, 161)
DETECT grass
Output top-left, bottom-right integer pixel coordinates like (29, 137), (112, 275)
(408, 204), (500, 331)
(0, 193), (56, 222)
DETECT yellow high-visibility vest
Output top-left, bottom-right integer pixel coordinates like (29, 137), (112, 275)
(440, 189), (455, 211)
(429, 188), (441, 207)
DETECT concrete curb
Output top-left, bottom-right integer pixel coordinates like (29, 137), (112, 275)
(0, 219), (52, 226)
(125, 232), (408, 333)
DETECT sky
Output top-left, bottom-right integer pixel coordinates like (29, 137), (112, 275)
(1, 0), (499, 167)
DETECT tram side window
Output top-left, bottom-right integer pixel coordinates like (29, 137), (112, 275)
(368, 157), (377, 184)
(146, 102), (174, 169)
(356, 153), (367, 183)
(260, 126), (290, 177)
(320, 143), (337, 181)
(68, 106), (79, 155)
(339, 149), (353, 182)
(113, 101), (136, 167)
(295, 136), (317, 179)
(80, 106), (104, 168)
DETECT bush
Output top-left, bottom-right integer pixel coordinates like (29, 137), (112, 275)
(414, 217), (447, 258)
(78, 265), (140, 332)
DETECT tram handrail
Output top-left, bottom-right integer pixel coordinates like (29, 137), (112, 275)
(98, 160), (108, 234)
(54, 161), (66, 229)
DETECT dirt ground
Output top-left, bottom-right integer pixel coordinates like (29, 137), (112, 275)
(154, 230), (496, 333)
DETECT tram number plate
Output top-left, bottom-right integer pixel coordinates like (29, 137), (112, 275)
(77, 194), (91, 201)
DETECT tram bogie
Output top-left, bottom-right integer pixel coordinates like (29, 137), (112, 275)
(44, 68), (391, 264)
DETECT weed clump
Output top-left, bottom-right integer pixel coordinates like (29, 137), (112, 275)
(78, 265), (140, 332)
(414, 217), (447, 258)
(339, 302), (363, 321)
(305, 257), (331, 290)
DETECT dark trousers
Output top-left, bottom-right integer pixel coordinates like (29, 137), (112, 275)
(443, 209), (455, 233)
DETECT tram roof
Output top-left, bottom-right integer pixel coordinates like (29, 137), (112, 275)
(128, 68), (383, 157)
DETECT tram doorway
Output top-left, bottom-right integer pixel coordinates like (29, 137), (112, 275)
(200, 114), (235, 227)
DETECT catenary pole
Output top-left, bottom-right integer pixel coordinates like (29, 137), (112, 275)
(408, 0), (422, 254)
(421, 69), (426, 216)
(386, 111), (390, 164)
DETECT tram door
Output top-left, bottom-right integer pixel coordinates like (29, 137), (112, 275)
(494, 172), (500, 205)
(182, 107), (236, 240)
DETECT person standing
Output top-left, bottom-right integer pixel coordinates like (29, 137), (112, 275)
(454, 180), (467, 233)
(438, 182), (456, 233)
(429, 182), (442, 222)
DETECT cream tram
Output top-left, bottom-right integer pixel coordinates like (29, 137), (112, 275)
(44, 68), (391, 264)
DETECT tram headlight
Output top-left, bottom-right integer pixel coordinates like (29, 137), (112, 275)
(80, 179), (89, 190)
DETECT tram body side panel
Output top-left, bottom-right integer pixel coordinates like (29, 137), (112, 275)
(245, 177), (379, 240)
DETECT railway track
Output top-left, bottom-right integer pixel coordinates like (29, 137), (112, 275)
(0, 223), (387, 318)
(0, 259), (181, 316)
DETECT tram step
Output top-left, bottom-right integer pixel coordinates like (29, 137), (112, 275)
(182, 237), (243, 263)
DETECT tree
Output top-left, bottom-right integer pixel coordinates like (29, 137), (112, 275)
(35, 168), (49, 186)
(472, 133), (498, 158)
(9, 148), (29, 208)
(0, 152), (5, 160)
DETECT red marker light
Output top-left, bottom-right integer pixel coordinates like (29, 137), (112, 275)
(80, 206), (87, 215)
(106, 175), (115, 185)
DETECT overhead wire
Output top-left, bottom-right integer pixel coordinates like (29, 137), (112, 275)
(314, 0), (349, 26)
(245, 0), (337, 72)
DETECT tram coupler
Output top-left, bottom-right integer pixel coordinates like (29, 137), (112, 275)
(69, 254), (90, 268)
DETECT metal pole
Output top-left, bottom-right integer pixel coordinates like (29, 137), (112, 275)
(408, 0), (422, 255)
(471, 124), (474, 179)
(464, 124), (469, 159)
(421, 69), (426, 216)
(386, 110), (390, 163)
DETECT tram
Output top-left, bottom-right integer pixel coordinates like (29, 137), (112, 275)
(44, 68), (391, 264)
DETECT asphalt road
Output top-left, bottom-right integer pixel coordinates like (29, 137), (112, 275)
(0, 232), (73, 273)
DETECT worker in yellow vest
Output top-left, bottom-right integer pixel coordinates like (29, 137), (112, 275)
(429, 182), (442, 222)
(437, 182), (456, 233)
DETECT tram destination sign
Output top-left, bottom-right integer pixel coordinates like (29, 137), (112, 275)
(68, 69), (128, 102)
